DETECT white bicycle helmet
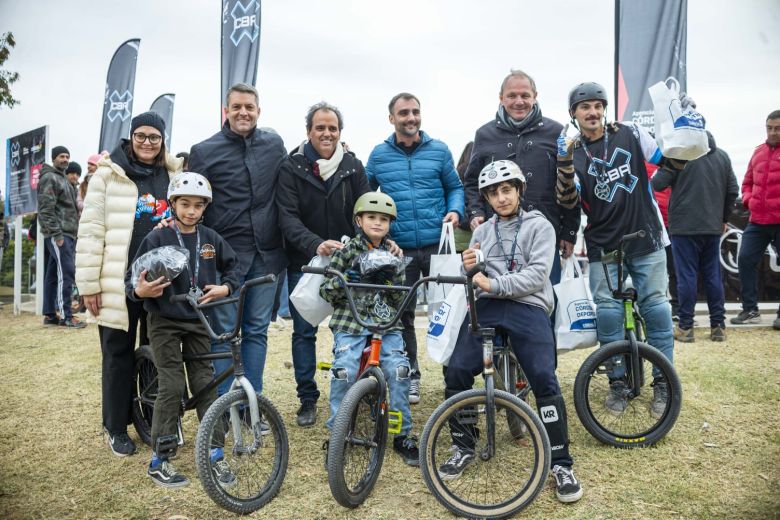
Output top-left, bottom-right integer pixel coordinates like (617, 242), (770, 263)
(168, 171), (212, 202)
(478, 160), (526, 192)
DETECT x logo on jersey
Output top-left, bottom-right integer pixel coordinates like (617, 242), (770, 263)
(587, 147), (637, 202)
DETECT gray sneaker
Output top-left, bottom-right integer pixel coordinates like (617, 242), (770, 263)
(650, 378), (669, 420)
(605, 379), (630, 416)
(730, 309), (760, 325)
(408, 379), (420, 404)
(710, 326), (726, 342)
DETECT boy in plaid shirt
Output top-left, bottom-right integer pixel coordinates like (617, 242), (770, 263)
(320, 190), (419, 466)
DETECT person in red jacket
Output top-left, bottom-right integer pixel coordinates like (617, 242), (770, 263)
(731, 110), (780, 329)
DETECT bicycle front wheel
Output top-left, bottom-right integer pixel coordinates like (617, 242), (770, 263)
(195, 389), (289, 514)
(573, 340), (682, 447)
(420, 389), (550, 519)
(328, 377), (388, 508)
(131, 345), (156, 447)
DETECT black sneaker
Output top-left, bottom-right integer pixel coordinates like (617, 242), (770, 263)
(148, 460), (190, 488)
(61, 317), (87, 329)
(43, 315), (61, 326)
(393, 435), (420, 467)
(605, 379), (630, 416)
(107, 432), (137, 457)
(552, 464), (583, 503)
(650, 378), (669, 420)
(212, 459), (237, 488)
(773, 315), (780, 331)
(437, 445), (475, 480)
(730, 309), (761, 325)
(296, 400), (317, 427)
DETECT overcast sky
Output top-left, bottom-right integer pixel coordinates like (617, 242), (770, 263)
(1, 0), (779, 199)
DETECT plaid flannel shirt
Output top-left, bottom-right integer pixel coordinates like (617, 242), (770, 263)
(320, 234), (406, 335)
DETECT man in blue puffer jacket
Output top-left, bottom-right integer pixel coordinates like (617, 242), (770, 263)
(366, 92), (465, 403)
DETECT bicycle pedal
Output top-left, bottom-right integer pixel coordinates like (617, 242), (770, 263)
(387, 410), (402, 435)
(317, 361), (332, 371)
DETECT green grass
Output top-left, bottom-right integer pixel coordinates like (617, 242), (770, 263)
(0, 306), (778, 519)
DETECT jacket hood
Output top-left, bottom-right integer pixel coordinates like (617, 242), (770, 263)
(40, 163), (65, 177)
(706, 131), (717, 154)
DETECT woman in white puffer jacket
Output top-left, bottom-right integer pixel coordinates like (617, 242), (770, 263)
(76, 112), (182, 457)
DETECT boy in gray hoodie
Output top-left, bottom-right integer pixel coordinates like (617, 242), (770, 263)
(438, 160), (582, 504)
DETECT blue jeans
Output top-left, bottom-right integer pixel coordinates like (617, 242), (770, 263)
(671, 235), (725, 328)
(211, 252), (279, 396)
(287, 269), (320, 404)
(326, 331), (412, 437)
(737, 223), (780, 312)
(589, 248), (674, 379)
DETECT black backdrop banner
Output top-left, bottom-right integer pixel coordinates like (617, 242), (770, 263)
(4, 126), (47, 217)
(615, 0), (687, 128)
(98, 39), (140, 152)
(221, 0), (261, 120)
(150, 93), (175, 150)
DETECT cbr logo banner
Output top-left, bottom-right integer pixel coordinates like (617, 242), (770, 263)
(229, 0), (260, 46)
(107, 90), (133, 122)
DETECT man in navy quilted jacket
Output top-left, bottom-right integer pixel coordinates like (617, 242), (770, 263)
(366, 93), (465, 404)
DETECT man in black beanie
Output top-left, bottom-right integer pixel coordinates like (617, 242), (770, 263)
(37, 145), (86, 328)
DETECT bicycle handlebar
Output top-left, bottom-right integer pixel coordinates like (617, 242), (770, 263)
(168, 274), (277, 342)
(302, 263), (481, 332)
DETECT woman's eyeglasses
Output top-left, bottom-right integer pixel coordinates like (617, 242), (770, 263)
(132, 132), (163, 145)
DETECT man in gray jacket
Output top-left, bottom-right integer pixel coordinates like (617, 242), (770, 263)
(37, 145), (86, 328)
(652, 131), (739, 342)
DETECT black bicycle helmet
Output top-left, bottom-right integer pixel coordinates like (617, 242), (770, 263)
(568, 82), (608, 115)
(131, 245), (190, 286)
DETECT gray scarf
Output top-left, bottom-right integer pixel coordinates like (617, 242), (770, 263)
(497, 102), (542, 133)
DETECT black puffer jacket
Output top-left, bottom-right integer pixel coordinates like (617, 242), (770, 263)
(652, 132), (739, 235)
(276, 143), (370, 271)
(463, 113), (580, 244)
(189, 121), (287, 274)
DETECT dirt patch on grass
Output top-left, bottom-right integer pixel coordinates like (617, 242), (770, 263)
(0, 307), (778, 519)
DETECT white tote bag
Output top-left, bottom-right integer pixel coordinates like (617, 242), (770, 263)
(289, 255), (333, 327)
(553, 257), (598, 351)
(426, 284), (468, 365)
(648, 77), (709, 161)
(427, 222), (462, 319)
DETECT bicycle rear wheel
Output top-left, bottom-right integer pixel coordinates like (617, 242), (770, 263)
(420, 389), (550, 519)
(573, 340), (682, 447)
(195, 389), (289, 514)
(327, 377), (388, 508)
(131, 345), (156, 446)
(494, 353), (530, 439)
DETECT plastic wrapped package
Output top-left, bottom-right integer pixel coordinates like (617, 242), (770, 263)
(130, 245), (190, 288)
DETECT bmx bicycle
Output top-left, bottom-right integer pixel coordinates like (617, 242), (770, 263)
(419, 262), (552, 519)
(131, 275), (289, 514)
(573, 230), (683, 447)
(302, 263), (464, 508)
